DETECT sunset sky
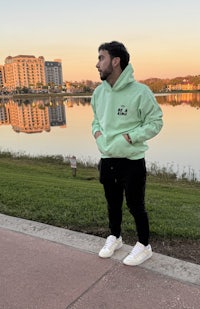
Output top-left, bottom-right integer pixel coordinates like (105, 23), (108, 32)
(1, 0), (199, 82)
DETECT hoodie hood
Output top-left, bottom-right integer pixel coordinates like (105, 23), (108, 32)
(103, 63), (135, 91)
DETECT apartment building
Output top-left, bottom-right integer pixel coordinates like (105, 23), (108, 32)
(0, 65), (5, 89)
(167, 81), (200, 91)
(45, 59), (63, 86)
(3, 55), (46, 91)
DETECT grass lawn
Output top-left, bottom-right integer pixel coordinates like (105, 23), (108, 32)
(0, 153), (200, 263)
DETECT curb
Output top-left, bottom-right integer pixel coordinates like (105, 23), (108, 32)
(0, 213), (199, 286)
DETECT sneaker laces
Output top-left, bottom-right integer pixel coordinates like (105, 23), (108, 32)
(129, 242), (145, 257)
(103, 236), (116, 250)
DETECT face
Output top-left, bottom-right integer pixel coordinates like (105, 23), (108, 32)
(96, 49), (113, 81)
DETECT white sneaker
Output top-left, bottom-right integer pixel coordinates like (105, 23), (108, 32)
(123, 241), (152, 266)
(99, 235), (123, 258)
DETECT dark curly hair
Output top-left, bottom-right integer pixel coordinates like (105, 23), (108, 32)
(98, 41), (130, 71)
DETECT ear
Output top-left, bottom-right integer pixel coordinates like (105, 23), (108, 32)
(112, 57), (120, 68)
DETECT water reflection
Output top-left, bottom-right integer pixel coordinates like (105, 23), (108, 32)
(156, 92), (200, 108)
(0, 93), (200, 179)
(1, 92), (200, 134)
(0, 96), (91, 134)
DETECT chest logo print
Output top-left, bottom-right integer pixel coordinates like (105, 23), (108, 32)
(117, 105), (128, 116)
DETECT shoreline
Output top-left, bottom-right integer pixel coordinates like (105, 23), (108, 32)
(0, 90), (200, 100)
(0, 92), (92, 100)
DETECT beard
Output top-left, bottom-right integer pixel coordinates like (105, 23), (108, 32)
(99, 62), (113, 81)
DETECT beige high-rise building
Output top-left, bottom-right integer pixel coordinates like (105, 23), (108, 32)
(4, 55), (46, 91)
(0, 65), (5, 89)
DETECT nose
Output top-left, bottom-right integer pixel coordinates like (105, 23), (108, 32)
(96, 61), (100, 69)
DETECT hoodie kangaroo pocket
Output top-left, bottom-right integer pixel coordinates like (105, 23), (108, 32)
(107, 134), (132, 157)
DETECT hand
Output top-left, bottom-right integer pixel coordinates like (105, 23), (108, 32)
(94, 131), (102, 139)
(123, 133), (132, 144)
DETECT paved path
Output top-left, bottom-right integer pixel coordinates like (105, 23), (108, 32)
(0, 214), (200, 309)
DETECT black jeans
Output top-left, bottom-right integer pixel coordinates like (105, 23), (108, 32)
(99, 158), (149, 246)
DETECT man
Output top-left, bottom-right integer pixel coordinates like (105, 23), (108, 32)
(91, 41), (163, 266)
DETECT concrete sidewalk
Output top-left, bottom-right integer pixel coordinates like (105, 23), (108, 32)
(0, 214), (200, 309)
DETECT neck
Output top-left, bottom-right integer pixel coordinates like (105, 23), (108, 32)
(107, 69), (122, 87)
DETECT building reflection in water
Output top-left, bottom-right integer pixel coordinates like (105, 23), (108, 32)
(0, 98), (67, 133)
(0, 93), (199, 179)
(156, 92), (200, 108)
(0, 93), (199, 134)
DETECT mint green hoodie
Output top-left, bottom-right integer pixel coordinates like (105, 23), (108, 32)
(91, 64), (163, 159)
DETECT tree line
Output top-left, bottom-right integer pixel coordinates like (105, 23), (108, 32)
(140, 75), (200, 93)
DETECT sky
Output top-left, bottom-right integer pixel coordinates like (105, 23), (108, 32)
(1, 0), (200, 82)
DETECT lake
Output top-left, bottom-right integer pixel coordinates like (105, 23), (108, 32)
(0, 92), (200, 180)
